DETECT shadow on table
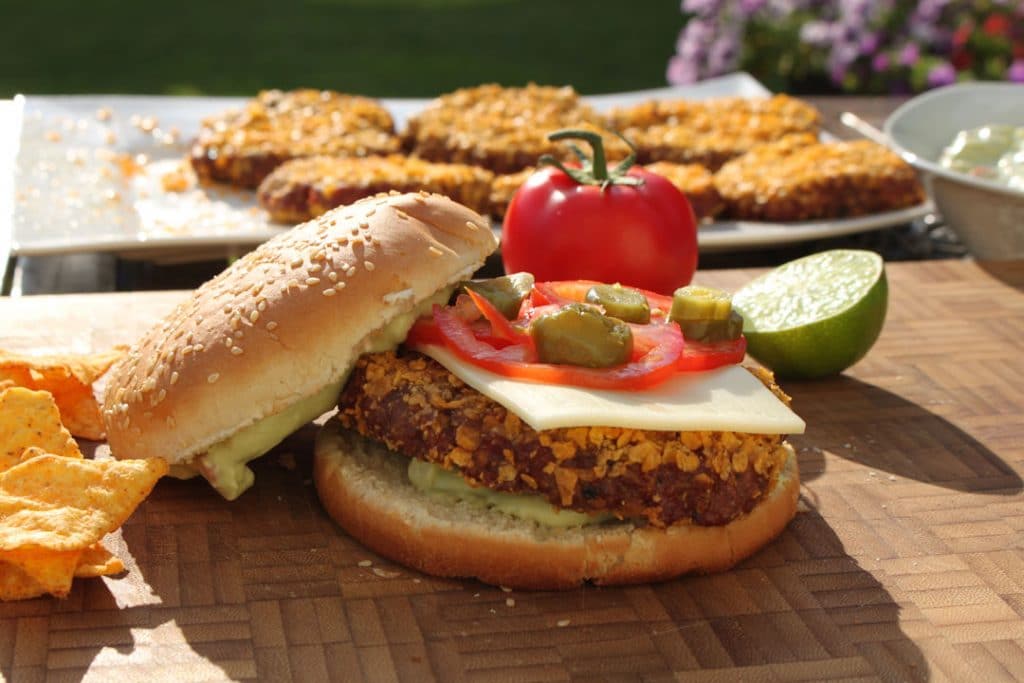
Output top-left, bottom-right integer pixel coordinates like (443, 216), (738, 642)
(977, 260), (1024, 293)
(791, 376), (1022, 496)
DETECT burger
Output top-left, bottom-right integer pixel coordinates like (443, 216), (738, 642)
(103, 191), (805, 590)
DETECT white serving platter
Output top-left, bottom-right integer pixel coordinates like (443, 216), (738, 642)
(5, 73), (931, 260)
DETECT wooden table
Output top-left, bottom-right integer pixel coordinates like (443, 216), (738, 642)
(1, 259), (1022, 682)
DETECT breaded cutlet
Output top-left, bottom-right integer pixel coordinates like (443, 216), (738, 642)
(714, 134), (926, 221)
(607, 95), (821, 170)
(403, 84), (618, 174)
(257, 154), (494, 224)
(190, 89), (401, 188)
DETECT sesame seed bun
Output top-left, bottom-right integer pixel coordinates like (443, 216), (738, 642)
(103, 192), (497, 475)
(313, 421), (800, 590)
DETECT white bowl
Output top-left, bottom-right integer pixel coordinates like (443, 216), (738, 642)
(883, 82), (1024, 259)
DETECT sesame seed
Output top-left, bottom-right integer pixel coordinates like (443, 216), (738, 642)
(306, 277), (321, 285)
(290, 257), (303, 268)
(250, 310), (260, 322)
(195, 343), (205, 351)
(428, 246), (444, 257)
(207, 373), (220, 383)
(364, 261), (375, 271)
(170, 371), (179, 385)
(327, 271), (338, 282)
(346, 267), (356, 277)
(141, 378), (156, 392)
(359, 221), (369, 230)
(322, 289), (336, 297)
(388, 190), (400, 196)
(257, 300), (267, 311)
(157, 389), (166, 402)
(557, 619), (571, 627)
(395, 210), (408, 220)
(225, 337), (233, 347)
(231, 346), (244, 355)
(334, 282), (346, 291)
(365, 208), (376, 216)
(358, 560), (372, 567)
(465, 221), (479, 231)
(266, 321), (278, 331)
(234, 330), (243, 339)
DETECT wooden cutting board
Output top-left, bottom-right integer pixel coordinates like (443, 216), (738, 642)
(1, 259), (1022, 682)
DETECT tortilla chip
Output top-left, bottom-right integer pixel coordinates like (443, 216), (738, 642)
(0, 348), (124, 440)
(0, 388), (82, 473)
(74, 542), (125, 578)
(0, 560), (49, 600)
(0, 453), (168, 552)
(0, 547), (80, 599)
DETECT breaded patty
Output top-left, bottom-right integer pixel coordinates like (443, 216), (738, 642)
(643, 161), (724, 221)
(190, 89), (401, 188)
(714, 134), (926, 221)
(335, 351), (793, 528)
(257, 154), (495, 223)
(487, 162), (723, 221)
(607, 95), (821, 170)
(403, 84), (618, 174)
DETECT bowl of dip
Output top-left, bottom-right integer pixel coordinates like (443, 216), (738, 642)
(884, 82), (1024, 259)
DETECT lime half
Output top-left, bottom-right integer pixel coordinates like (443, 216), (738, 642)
(732, 250), (888, 380)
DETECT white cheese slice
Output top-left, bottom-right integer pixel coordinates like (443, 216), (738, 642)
(421, 345), (806, 435)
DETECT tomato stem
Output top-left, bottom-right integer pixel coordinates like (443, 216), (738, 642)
(539, 128), (643, 189)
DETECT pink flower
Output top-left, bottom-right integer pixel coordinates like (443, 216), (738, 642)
(1009, 59), (1024, 83)
(900, 43), (920, 66)
(666, 55), (699, 85)
(927, 61), (957, 87)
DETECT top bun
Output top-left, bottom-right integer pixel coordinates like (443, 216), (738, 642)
(103, 192), (497, 464)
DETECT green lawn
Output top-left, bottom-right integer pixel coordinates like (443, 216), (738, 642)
(2, 0), (682, 98)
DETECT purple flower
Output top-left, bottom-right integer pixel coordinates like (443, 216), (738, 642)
(927, 61), (957, 87)
(872, 52), (891, 72)
(682, 0), (724, 17)
(1010, 60), (1024, 83)
(900, 43), (920, 66)
(859, 31), (880, 55)
(708, 31), (742, 75)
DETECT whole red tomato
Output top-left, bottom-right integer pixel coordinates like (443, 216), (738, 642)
(501, 130), (698, 295)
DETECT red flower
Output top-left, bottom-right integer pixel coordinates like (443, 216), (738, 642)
(983, 13), (1011, 37)
(952, 23), (972, 47)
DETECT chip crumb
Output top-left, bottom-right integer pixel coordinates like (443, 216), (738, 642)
(357, 560), (373, 567)
(557, 619), (571, 627)
(500, 585), (513, 593)
(372, 567), (401, 579)
(505, 598), (515, 607)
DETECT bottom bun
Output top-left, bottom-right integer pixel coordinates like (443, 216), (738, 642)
(314, 420), (800, 590)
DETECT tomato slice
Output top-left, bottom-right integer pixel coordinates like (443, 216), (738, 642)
(677, 336), (747, 372)
(409, 305), (685, 390)
(463, 288), (530, 345)
(533, 280), (674, 318)
(407, 280), (746, 390)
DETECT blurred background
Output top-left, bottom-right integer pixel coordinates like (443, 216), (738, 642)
(1, 0), (1020, 99)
